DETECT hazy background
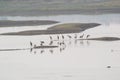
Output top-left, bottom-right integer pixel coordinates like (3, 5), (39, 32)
(0, 0), (120, 16)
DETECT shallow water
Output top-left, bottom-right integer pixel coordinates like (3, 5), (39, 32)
(0, 14), (120, 80)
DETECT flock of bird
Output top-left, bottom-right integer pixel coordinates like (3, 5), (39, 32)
(29, 33), (91, 54)
(30, 34), (90, 48)
(29, 34), (112, 69)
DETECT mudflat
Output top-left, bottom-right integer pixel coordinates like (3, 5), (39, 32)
(0, 23), (101, 35)
(0, 20), (59, 27)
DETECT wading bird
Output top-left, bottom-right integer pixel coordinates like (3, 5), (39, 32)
(74, 34), (77, 39)
(86, 35), (90, 39)
(40, 41), (45, 46)
(57, 35), (59, 40)
(49, 36), (52, 40)
(67, 35), (72, 39)
(62, 35), (64, 39)
(80, 34), (84, 38)
(30, 41), (33, 47)
(49, 41), (53, 45)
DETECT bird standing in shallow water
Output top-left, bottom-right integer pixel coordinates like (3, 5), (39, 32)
(62, 35), (64, 39)
(67, 35), (72, 39)
(80, 34), (84, 38)
(30, 41), (33, 47)
(74, 34), (77, 39)
(57, 35), (59, 40)
(34, 44), (37, 48)
(49, 36), (52, 40)
(40, 41), (44, 46)
(86, 35), (90, 39)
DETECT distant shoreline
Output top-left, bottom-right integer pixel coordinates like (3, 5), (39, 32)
(0, 8), (120, 16)
(0, 20), (59, 27)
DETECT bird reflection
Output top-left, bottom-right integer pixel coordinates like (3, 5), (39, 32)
(34, 51), (36, 54)
(87, 40), (90, 46)
(30, 41), (33, 48)
(62, 35), (64, 40)
(49, 49), (54, 54)
(80, 40), (84, 45)
(49, 36), (53, 41)
(60, 48), (62, 52)
(30, 48), (33, 53)
(68, 41), (72, 45)
(74, 40), (77, 44)
(34, 44), (37, 48)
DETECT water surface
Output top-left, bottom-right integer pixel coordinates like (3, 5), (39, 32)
(0, 14), (120, 80)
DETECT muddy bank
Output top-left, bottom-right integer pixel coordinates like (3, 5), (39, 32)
(79, 37), (120, 41)
(0, 20), (59, 27)
(48, 23), (101, 31)
(0, 23), (101, 35)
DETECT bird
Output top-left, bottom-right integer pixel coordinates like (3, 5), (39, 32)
(79, 34), (84, 38)
(67, 35), (72, 39)
(40, 41), (44, 46)
(49, 36), (52, 40)
(49, 41), (53, 45)
(86, 35), (90, 39)
(62, 35), (64, 39)
(30, 41), (33, 47)
(57, 35), (59, 40)
(74, 34), (77, 39)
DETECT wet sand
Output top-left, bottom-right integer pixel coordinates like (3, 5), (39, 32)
(79, 37), (120, 41)
(0, 23), (101, 35)
(88, 37), (120, 41)
(0, 20), (59, 27)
